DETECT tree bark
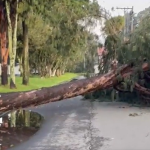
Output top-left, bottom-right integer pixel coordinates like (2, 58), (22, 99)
(18, 55), (23, 77)
(51, 69), (56, 77)
(0, 63), (149, 113)
(1, 64), (8, 85)
(22, 20), (29, 85)
(7, 19), (16, 89)
(0, 8), (9, 86)
(6, 0), (18, 89)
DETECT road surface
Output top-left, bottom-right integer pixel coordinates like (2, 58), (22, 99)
(10, 96), (109, 150)
(10, 96), (150, 150)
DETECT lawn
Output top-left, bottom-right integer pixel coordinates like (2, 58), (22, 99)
(0, 73), (79, 93)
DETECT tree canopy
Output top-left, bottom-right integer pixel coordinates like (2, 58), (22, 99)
(0, 0), (102, 84)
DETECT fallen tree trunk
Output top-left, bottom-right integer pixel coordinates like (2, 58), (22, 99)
(135, 83), (150, 95)
(0, 63), (149, 113)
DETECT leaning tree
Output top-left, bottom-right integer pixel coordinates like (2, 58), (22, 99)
(1, 2), (150, 113)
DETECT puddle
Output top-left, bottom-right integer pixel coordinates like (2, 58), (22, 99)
(0, 109), (43, 150)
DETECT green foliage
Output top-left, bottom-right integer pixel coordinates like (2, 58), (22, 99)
(116, 14), (150, 66)
(16, 0), (101, 77)
(116, 74), (123, 82)
(103, 16), (124, 35)
(103, 10), (150, 69)
(85, 7), (150, 104)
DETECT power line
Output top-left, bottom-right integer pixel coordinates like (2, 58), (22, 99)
(116, 6), (134, 40)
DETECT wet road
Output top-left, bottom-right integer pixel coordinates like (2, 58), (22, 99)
(10, 96), (107, 150)
(9, 95), (150, 150)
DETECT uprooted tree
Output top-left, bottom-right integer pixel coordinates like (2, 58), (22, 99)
(0, 62), (150, 113)
(0, 1), (150, 113)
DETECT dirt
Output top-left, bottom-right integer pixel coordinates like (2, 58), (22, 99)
(0, 127), (39, 150)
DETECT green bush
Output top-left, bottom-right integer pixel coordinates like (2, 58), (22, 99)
(84, 88), (139, 104)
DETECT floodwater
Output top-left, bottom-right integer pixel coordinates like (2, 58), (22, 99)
(0, 110), (43, 150)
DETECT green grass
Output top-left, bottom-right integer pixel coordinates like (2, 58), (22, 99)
(0, 73), (79, 93)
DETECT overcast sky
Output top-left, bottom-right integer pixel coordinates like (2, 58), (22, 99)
(91, 0), (150, 44)
(98, 0), (150, 15)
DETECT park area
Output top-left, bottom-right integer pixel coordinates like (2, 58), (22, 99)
(0, 73), (79, 93)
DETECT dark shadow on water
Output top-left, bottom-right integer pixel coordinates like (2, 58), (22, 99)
(0, 109), (44, 150)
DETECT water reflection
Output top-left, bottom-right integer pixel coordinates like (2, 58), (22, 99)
(0, 109), (43, 150)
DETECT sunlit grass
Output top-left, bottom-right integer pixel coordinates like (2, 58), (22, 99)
(0, 73), (79, 93)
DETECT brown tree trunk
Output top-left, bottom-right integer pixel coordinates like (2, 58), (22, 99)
(0, 31), (9, 86)
(51, 69), (56, 77)
(22, 20), (29, 85)
(0, 7), (9, 86)
(1, 63), (148, 113)
(1, 64), (8, 85)
(56, 69), (61, 77)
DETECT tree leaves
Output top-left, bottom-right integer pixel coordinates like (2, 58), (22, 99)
(16, 0), (101, 76)
(103, 16), (124, 35)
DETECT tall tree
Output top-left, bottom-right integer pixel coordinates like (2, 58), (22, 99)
(103, 16), (124, 70)
(22, 16), (29, 85)
(0, 2), (9, 85)
(18, 0), (32, 85)
(5, 0), (19, 88)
